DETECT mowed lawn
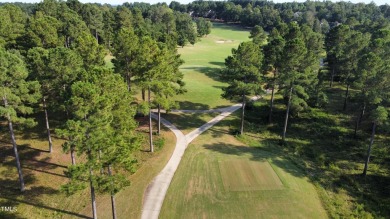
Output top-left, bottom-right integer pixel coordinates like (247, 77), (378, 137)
(160, 114), (328, 218)
(174, 22), (250, 109)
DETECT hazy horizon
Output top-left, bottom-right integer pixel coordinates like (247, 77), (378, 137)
(0, 0), (388, 6)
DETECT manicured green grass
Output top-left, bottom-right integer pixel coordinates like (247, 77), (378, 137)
(174, 23), (250, 109)
(219, 159), (283, 191)
(161, 112), (219, 134)
(159, 114), (328, 218)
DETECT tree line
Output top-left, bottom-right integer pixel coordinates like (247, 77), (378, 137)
(170, 0), (389, 33)
(0, 0), (211, 218)
(218, 3), (390, 217)
(224, 20), (390, 166)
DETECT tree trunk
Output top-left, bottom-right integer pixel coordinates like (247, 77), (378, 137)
(343, 84), (350, 111)
(108, 165), (117, 219)
(354, 103), (366, 137)
(142, 89), (145, 101)
(240, 94), (246, 135)
(70, 145), (76, 165)
(157, 104), (161, 135)
(148, 87), (153, 153)
(268, 69), (277, 123)
(90, 168), (97, 219)
(95, 30), (99, 43)
(126, 73), (131, 92)
(43, 98), (53, 153)
(363, 122), (376, 177)
(99, 149), (104, 174)
(282, 85), (293, 142)
(3, 97), (25, 192)
(330, 67), (335, 88)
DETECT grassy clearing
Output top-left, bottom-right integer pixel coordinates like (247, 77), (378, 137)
(160, 113), (327, 218)
(0, 114), (175, 219)
(174, 23), (250, 109)
(161, 112), (219, 134)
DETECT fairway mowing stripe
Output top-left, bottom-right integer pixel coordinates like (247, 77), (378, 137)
(219, 159), (284, 191)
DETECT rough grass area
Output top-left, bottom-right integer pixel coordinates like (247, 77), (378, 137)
(239, 82), (390, 218)
(159, 114), (327, 219)
(219, 159), (283, 191)
(173, 22), (250, 109)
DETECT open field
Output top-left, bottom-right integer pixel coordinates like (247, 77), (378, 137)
(173, 23), (250, 109)
(160, 114), (328, 218)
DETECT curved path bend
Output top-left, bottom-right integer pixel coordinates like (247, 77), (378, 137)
(141, 96), (260, 219)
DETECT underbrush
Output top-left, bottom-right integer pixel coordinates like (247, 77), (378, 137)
(233, 89), (390, 218)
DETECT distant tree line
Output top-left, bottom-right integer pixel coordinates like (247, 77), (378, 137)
(170, 0), (390, 32)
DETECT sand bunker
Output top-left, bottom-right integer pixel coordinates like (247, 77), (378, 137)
(216, 40), (234, 44)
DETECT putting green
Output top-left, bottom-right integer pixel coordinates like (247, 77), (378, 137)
(219, 159), (283, 191)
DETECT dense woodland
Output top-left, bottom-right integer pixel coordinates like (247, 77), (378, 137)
(1, 0), (390, 218)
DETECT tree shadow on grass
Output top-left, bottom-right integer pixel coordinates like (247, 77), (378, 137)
(207, 126), (231, 138)
(212, 85), (226, 90)
(17, 113), (49, 141)
(209, 61), (225, 67)
(162, 112), (219, 134)
(0, 173), (88, 218)
(0, 141), (88, 218)
(176, 101), (210, 110)
(332, 173), (390, 217)
(212, 22), (248, 32)
(181, 66), (223, 83)
(0, 194), (91, 219)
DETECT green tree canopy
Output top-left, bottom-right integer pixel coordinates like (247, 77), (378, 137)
(0, 48), (41, 191)
(222, 41), (264, 135)
(0, 4), (27, 49)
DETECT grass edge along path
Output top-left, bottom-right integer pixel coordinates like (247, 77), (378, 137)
(142, 97), (259, 219)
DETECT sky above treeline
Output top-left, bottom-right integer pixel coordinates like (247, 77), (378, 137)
(0, 0), (388, 6)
